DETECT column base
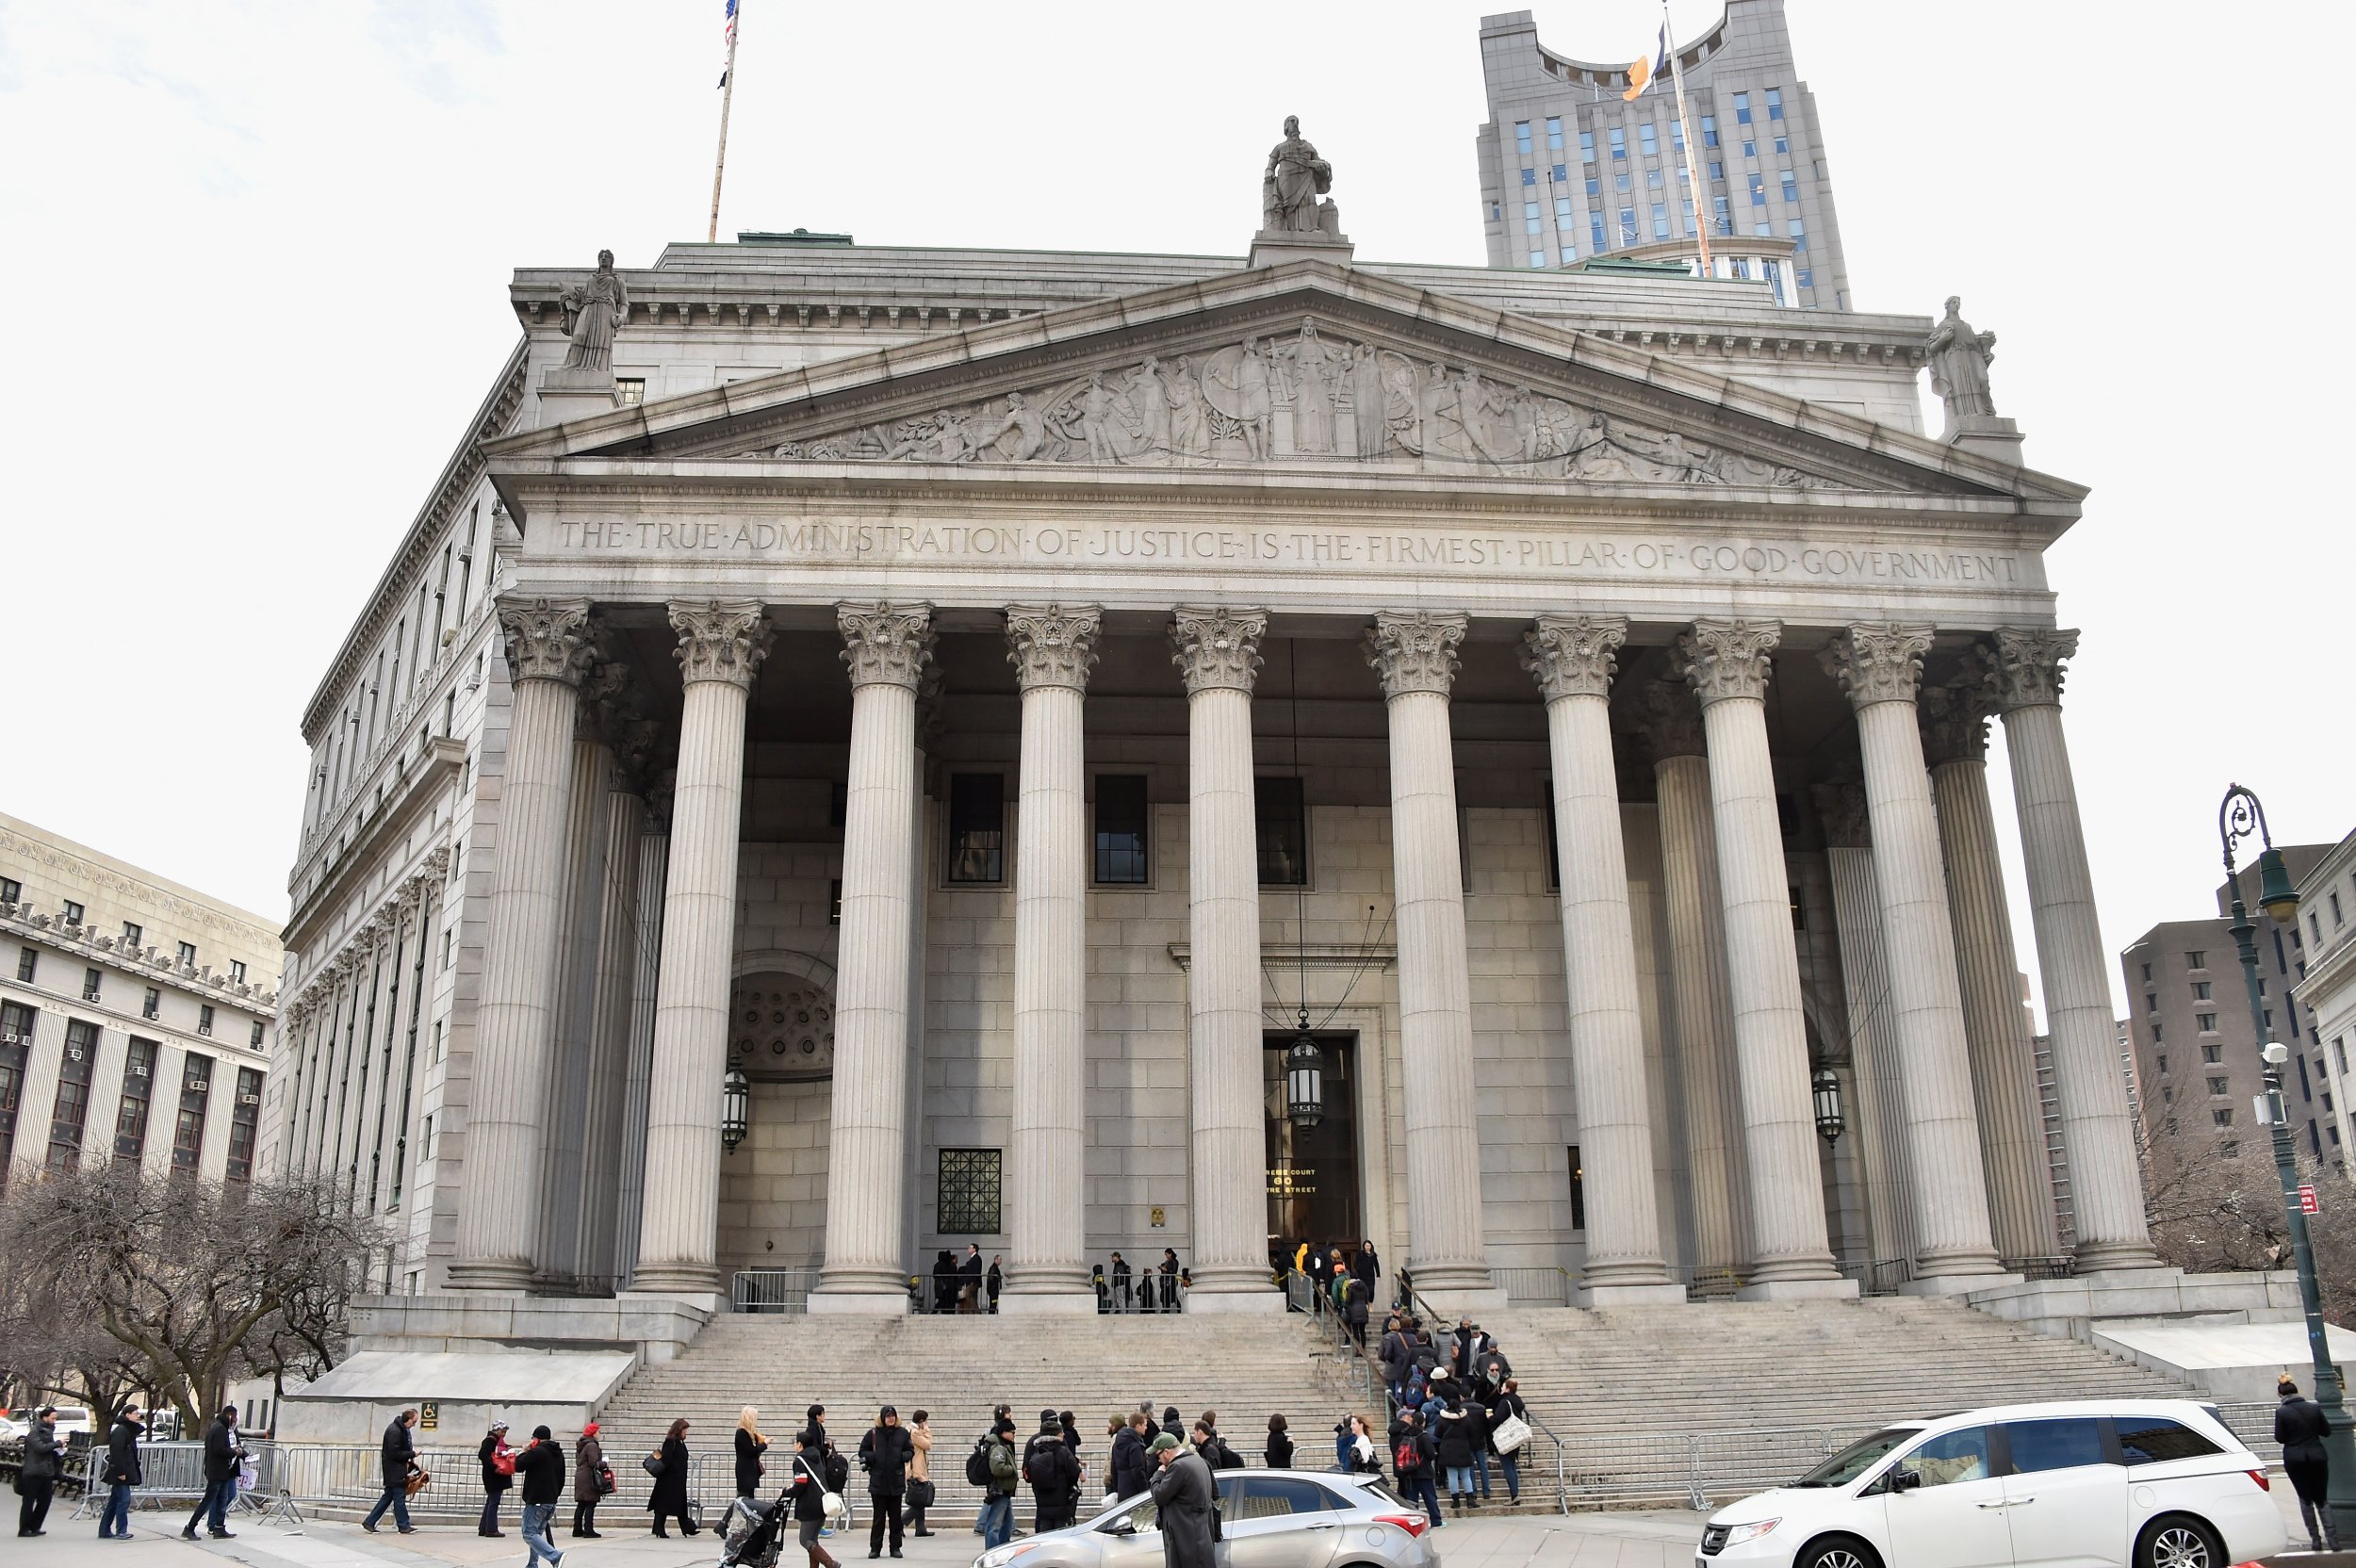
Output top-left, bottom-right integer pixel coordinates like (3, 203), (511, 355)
(1581, 1282), (1688, 1308)
(446, 1259), (538, 1292)
(630, 1263), (722, 1296)
(807, 1290), (909, 1316)
(2070, 1241), (2166, 1273)
(1738, 1277), (1860, 1302)
(1901, 1270), (2022, 1298)
(997, 1290), (1100, 1315)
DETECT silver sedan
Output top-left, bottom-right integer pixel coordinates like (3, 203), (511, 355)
(973, 1470), (1438, 1568)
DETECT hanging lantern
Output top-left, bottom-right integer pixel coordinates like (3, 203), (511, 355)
(1285, 1034), (1326, 1130)
(721, 1066), (751, 1154)
(1811, 1066), (1844, 1144)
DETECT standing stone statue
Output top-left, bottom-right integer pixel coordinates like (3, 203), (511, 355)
(1926, 295), (1997, 429)
(1262, 116), (1340, 238)
(561, 249), (630, 375)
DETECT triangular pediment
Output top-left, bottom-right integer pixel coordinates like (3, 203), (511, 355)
(487, 261), (2082, 507)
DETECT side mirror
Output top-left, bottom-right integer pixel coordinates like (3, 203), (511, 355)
(1890, 1467), (1922, 1494)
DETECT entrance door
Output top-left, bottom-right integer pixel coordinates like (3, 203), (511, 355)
(1264, 1034), (1361, 1268)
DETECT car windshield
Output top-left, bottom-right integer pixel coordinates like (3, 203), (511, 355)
(1793, 1428), (1918, 1488)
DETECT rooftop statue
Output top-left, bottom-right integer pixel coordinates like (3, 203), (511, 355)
(561, 249), (630, 376)
(1262, 116), (1341, 240)
(1926, 295), (1997, 432)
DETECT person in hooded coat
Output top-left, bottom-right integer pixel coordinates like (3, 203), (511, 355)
(859, 1405), (914, 1558)
(1144, 1433), (1218, 1568)
(572, 1422), (607, 1537)
(99, 1404), (149, 1540)
(17, 1406), (62, 1538)
(1109, 1413), (1152, 1500)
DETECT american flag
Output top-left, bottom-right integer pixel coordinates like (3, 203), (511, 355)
(719, 0), (737, 87)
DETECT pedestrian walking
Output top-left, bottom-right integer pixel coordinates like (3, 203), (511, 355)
(515, 1424), (567, 1568)
(98, 1402), (147, 1540)
(476, 1419), (516, 1536)
(647, 1417), (697, 1537)
(1145, 1433), (1218, 1568)
(1110, 1412), (1152, 1500)
(1111, 1252), (1134, 1312)
(1024, 1409), (1080, 1532)
(362, 1408), (420, 1535)
(1264, 1414), (1293, 1469)
(973, 1416), (1019, 1548)
(572, 1422), (609, 1537)
(2279, 1375), (2339, 1550)
(16, 1405), (61, 1537)
(738, 1406), (771, 1499)
(1353, 1240), (1382, 1304)
(790, 1430), (843, 1568)
(1488, 1380), (1529, 1504)
(1433, 1397), (1478, 1511)
(905, 1411), (935, 1537)
(1388, 1408), (1442, 1527)
(1461, 1391), (1494, 1500)
(858, 1405), (913, 1558)
(181, 1405), (245, 1541)
(987, 1255), (1005, 1314)
(1378, 1321), (1414, 1412)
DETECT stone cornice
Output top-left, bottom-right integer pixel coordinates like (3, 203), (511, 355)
(1521, 614), (1627, 701)
(284, 740), (463, 955)
(283, 845), (450, 1015)
(0, 901), (279, 1013)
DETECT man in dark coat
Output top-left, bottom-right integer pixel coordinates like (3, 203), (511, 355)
(1379, 1321), (1415, 1409)
(1110, 1252), (1133, 1312)
(859, 1405), (915, 1558)
(958, 1244), (985, 1312)
(182, 1405), (244, 1540)
(2278, 1375), (2338, 1550)
(1023, 1410), (1080, 1532)
(363, 1408), (419, 1534)
(514, 1425), (567, 1568)
(1109, 1413), (1152, 1500)
(1144, 1433), (1217, 1568)
(16, 1406), (61, 1537)
(98, 1404), (146, 1540)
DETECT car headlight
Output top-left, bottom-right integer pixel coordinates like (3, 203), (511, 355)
(975, 1544), (1041, 1568)
(1722, 1520), (1780, 1547)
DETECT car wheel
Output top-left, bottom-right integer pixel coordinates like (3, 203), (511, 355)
(1795, 1535), (1881, 1568)
(2137, 1514), (2225, 1568)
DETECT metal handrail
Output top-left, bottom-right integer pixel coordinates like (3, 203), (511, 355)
(1284, 1269), (1383, 1414)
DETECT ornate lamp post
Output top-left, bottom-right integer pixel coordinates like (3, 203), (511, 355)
(2220, 783), (2355, 1536)
(1811, 1066), (1845, 1143)
(720, 1066), (750, 1155)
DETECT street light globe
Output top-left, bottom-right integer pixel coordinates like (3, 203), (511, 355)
(2264, 1042), (2290, 1067)
(2257, 846), (2300, 924)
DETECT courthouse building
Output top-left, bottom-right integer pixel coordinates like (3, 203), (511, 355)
(269, 128), (2161, 1326)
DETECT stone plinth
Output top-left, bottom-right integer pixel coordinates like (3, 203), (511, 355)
(1946, 413), (2022, 466)
(537, 367), (620, 427)
(1247, 232), (1354, 269)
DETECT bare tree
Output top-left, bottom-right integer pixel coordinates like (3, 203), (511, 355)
(0, 1165), (382, 1431)
(2148, 1134), (2356, 1325)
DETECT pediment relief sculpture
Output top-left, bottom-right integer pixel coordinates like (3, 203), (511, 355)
(744, 319), (1873, 491)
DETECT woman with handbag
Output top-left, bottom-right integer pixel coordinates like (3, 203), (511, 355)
(790, 1429), (843, 1568)
(572, 1421), (608, 1538)
(904, 1412), (934, 1537)
(478, 1420), (515, 1537)
(737, 1407), (770, 1499)
(1487, 1379), (1531, 1505)
(646, 1417), (697, 1537)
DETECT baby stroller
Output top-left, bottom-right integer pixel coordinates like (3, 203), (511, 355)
(721, 1494), (791, 1568)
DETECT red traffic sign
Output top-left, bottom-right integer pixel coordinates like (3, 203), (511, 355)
(2300, 1184), (2320, 1216)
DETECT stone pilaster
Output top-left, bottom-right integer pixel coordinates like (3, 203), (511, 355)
(1922, 668), (2061, 1266)
(812, 602), (933, 1312)
(1001, 605), (1102, 1313)
(1366, 612), (1502, 1310)
(1169, 607), (1281, 1311)
(1992, 629), (2160, 1271)
(1823, 625), (2007, 1289)
(1632, 680), (1747, 1283)
(450, 596), (597, 1291)
(1522, 616), (1677, 1302)
(1676, 619), (1852, 1298)
(632, 601), (771, 1296)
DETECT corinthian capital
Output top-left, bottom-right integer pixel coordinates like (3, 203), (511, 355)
(1991, 627), (2078, 710)
(497, 597), (597, 686)
(1811, 778), (1873, 850)
(1919, 649), (2001, 766)
(574, 660), (633, 740)
(666, 600), (772, 690)
(1005, 605), (1103, 693)
(1630, 680), (1707, 760)
(1821, 623), (1934, 710)
(1365, 611), (1467, 699)
(837, 601), (935, 691)
(1675, 618), (1780, 707)
(1521, 614), (1627, 701)
(1169, 606), (1267, 695)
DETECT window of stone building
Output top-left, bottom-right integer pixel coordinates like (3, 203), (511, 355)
(1579, 130), (1595, 163)
(1700, 114), (1718, 149)
(1608, 126), (1626, 161)
(115, 1037), (156, 1161)
(946, 774), (1006, 884)
(616, 378), (646, 406)
(2339, 1037), (2349, 1075)
(15, 948), (33, 984)
(2203, 1043), (2222, 1064)
(0, 878), (18, 905)
(1619, 207), (1639, 245)
(1093, 776), (1151, 886)
(1565, 1146), (1586, 1231)
(46, 1019), (100, 1170)
(249, 1020), (265, 1048)
(2315, 912), (2326, 945)
(82, 967), (102, 1002)
(1528, 250), (1546, 270)
(2184, 950), (2206, 970)
(2212, 1107), (2233, 1128)
(2156, 1053), (2168, 1074)
(2160, 1086), (2172, 1104)
(1747, 172), (1767, 207)
(1766, 88), (1786, 122)
(1734, 91), (1753, 125)
(2207, 1075), (2230, 1097)
(122, 922), (142, 949)
(177, 941), (197, 968)
(1254, 776), (1308, 887)
(1551, 163), (1567, 184)
(2197, 1013), (2217, 1033)
(1514, 121), (1531, 155)
(2221, 1140), (2240, 1158)
(1646, 167), (1663, 189)
(2192, 981), (2212, 1001)
(2151, 1022), (2161, 1043)
(2165, 1116), (2178, 1135)
(935, 1147), (1003, 1234)
(198, 1004), (215, 1037)
(1520, 168), (1535, 188)
(2259, 977), (2270, 997)
(60, 900), (85, 926)
(2333, 1125), (2343, 1148)
(2334, 891), (2346, 929)
(172, 1055), (212, 1174)
(1639, 122), (1659, 157)
(225, 1068), (262, 1183)
(229, 960), (246, 985)
(1546, 117), (1562, 151)
(827, 878), (842, 925)
(422, 1113), (434, 1158)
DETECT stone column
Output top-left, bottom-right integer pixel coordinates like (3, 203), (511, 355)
(577, 738), (651, 1292)
(1632, 681), (1747, 1283)
(631, 601), (771, 1296)
(1001, 605), (1102, 1313)
(1521, 616), (1679, 1303)
(812, 602), (933, 1312)
(614, 794), (670, 1288)
(536, 700), (615, 1289)
(1366, 612), (1503, 1310)
(1170, 607), (1281, 1311)
(450, 597), (597, 1291)
(1824, 625), (2008, 1290)
(1992, 629), (2160, 1271)
(1676, 620), (1852, 1298)
(1814, 780), (1919, 1273)
(1922, 673), (2061, 1266)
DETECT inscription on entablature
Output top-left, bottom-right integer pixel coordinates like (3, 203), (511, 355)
(551, 518), (2027, 587)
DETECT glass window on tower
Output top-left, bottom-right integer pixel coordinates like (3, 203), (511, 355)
(1788, 219), (1807, 251)
(1618, 207), (1639, 246)
(1650, 204), (1669, 238)
(1585, 173), (1600, 198)
(1775, 134), (1790, 155)
(1546, 116), (1563, 150)
(1514, 121), (1532, 155)
(1639, 122), (1659, 156)
(1712, 196), (1731, 234)
(1554, 196), (1576, 231)
(1614, 170), (1630, 192)
(1609, 126), (1627, 161)
(1525, 201), (1542, 235)
(1528, 251), (1546, 269)
(1748, 173), (1767, 206)
(1742, 139), (1756, 158)
(1646, 166), (1662, 188)
(1551, 163), (1567, 182)
(1590, 213), (1607, 252)
(1700, 114), (1718, 148)
(1579, 129), (1595, 163)
(1734, 90), (1753, 124)
(1766, 87), (1785, 121)
(1671, 119), (1685, 151)
(1521, 167), (1536, 187)
(1780, 169), (1798, 202)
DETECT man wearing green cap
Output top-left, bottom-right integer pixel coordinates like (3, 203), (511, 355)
(1145, 1432), (1217, 1568)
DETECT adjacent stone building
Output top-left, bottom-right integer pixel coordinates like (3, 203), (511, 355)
(2295, 830), (2356, 1172)
(0, 812), (279, 1185)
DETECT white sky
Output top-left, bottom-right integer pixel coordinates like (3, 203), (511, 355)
(0, 1), (2347, 1023)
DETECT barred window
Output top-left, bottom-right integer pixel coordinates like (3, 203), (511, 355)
(936, 1147), (1003, 1234)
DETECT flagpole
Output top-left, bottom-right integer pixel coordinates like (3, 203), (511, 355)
(707, 2), (741, 243)
(1662, 1), (1714, 279)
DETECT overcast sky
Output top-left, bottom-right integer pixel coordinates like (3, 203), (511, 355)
(1, 1), (2346, 1021)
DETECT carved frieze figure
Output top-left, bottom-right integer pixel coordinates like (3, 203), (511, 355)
(984, 391), (1048, 461)
(1348, 342), (1395, 456)
(1262, 116), (1339, 237)
(560, 249), (630, 375)
(1275, 325), (1339, 453)
(1166, 355), (1210, 460)
(1926, 295), (1998, 428)
(1204, 339), (1275, 460)
(1079, 372), (1123, 464)
(1128, 358), (1173, 456)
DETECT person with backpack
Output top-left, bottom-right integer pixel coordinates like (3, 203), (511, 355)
(1378, 1322), (1415, 1411)
(789, 1429), (843, 1568)
(1023, 1410), (1080, 1532)
(857, 1405), (914, 1559)
(478, 1419), (515, 1537)
(1197, 1412), (1245, 1471)
(514, 1424), (568, 1568)
(1389, 1408), (1443, 1527)
(971, 1416), (1019, 1547)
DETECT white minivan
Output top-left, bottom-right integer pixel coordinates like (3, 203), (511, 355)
(1698, 1399), (2284, 1568)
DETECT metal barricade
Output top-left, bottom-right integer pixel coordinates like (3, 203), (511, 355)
(1486, 1266), (1573, 1307)
(731, 1266), (821, 1314)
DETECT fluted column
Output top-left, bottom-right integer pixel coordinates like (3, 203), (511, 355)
(614, 793), (670, 1288)
(577, 743), (651, 1291)
(1367, 612), (1502, 1309)
(1001, 605), (1102, 1313)
(536, 691), (617, 1290)
(632, 601), (771, 1296)
(1170, 607), (1281, 1311)
(1814, 781), (1919, 1272)
(1824, 625), (2007, 1288)
(1993, 629), (2160, 1271)
(1677, 620), (1852, 1298)
(450, 597), (596, 1290)
(1922, 672), (2061, 1266)
(1522, 617), (1679, 1303)
(1633, 681), (1747, 1282)
(812, 602), (933, 1311)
